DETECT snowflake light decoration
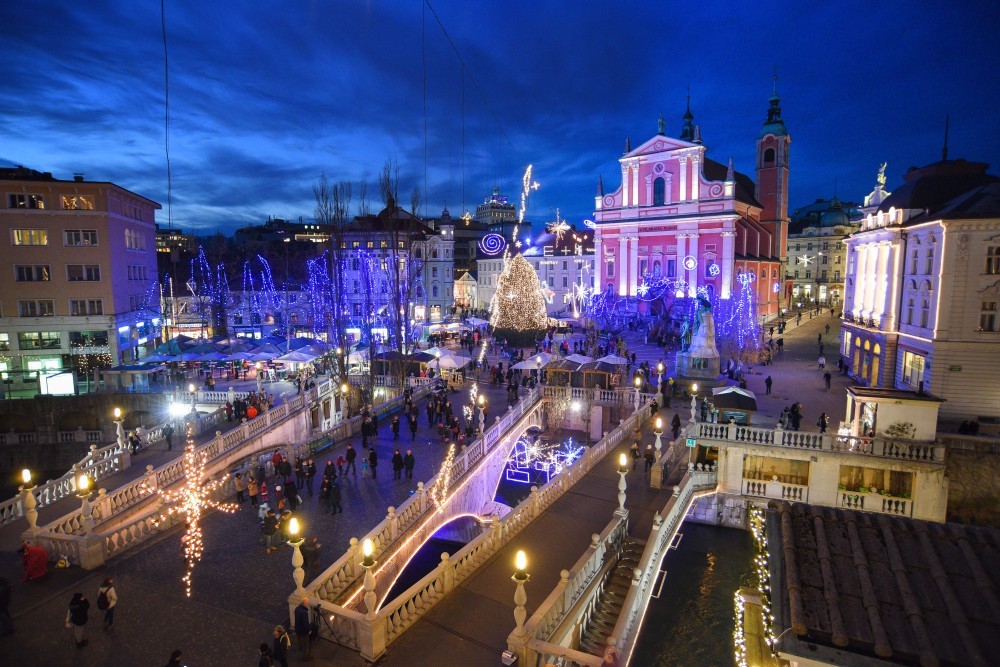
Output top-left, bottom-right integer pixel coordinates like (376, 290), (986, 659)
(505, 437), (585, 485)
(772, 281), (781, 294)
(708, 262), (720, 277)
(797, 254), (814, 266)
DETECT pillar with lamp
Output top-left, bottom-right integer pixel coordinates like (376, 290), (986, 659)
(188, 382), (197, 417)
(340, 382), (349, 420)
(361, 538), (377, 619)
(288, 517), (306, 596)
(477, 393), (488, 433)
(114, 407), (126, 451)
(656, 360), (664, 392)
(616, 452), (629, 516)
(650, 416), (665, 489)
(633, 374), (642, 411)
(19, 468), (38, 531)
(508, 550), (530, 659)
(77, 473), (94, 534)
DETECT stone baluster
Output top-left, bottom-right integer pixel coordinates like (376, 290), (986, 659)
(530, 486), (540, 518)
(387, 506), (397, 540)
(348, 537), (360, 578)
(439, 552), (455, 594)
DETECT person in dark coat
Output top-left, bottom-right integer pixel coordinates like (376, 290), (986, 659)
(391, 415), (400, 441)
(272, 625), (291, 667)
(392, 449), (404, 480)
(409, 415), (419, 441)
(345, 445), (357, 475)
(329, 481), (343, 514)
(67, 592), (90, 648)
(305, 460), (317, 496)
(404, 449), (415, 480)
(671, 413), (682, 440)
(294, 598), (313, 660)
(368, 448), (378, 478)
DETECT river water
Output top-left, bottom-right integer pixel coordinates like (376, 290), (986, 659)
(631, 522), (754, 667)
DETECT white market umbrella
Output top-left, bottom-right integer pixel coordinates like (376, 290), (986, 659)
(512, 352), (552, 370)
(597, 354), (629, 365)
(565, 353), (593, 363)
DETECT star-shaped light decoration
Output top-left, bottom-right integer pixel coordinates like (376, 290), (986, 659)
(637, 282), (650, 297)
(547, 209), (571, 243)
(461, 210), (473, 226)
(797, 254), (814, 266)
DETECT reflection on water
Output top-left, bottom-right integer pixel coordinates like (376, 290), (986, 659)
(631, 522), (754, 667)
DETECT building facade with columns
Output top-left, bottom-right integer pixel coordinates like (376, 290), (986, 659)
(840, 156), (1000, 422)
(591, 90), (790, 319)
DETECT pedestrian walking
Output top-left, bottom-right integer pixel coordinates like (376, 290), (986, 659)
(97, 577), (117, 630)
(305, 460), (317, 496)
(764, 376), (773, 395)
(248, 477), (259, 507)
(817, 412), (829, 434)
(643, 445), (655, 477)
(329, 481), (343, 514)
(234, 473), (246, 503)
(825, 323), (830, 335)
(391, 415), (400, 441)
(264, 509), (279, 554)
(368, 448), (379, 478)
(824, 372), (832, 390)
(345, 445), (357, 475)
(302, 536), (321, 577)
(336, 455), (345, 477)
(272, 625), (291, 667)
(404, 449), (415, 480)
(409, 415), (418, 441)
(630, 442), (640, 470)
(164, 649), (184, 667)
(671, 413), (682, 440)
(294, 598), (313, 660)
(818, 355), (826, 370)
(294, 459), (305, 489)
(66, 592), (90, 648)
(392, 449), (404, 480)
(163, 423), (174, 450)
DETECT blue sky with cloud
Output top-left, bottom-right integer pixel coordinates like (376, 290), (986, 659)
(1, 1), (998, 233)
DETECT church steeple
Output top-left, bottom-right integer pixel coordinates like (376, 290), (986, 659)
(760, 72), (788, 138)
(680, 89), (695, 142)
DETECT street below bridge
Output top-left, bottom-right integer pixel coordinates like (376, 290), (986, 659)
(2, 378), (510, 666)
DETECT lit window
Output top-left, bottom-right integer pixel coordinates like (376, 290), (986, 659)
(61, 195), (94, 210)
(902, 351), (926, 387)
(12, 229), (48, 245)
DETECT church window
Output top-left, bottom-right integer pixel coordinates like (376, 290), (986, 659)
(906, 299), (914, 324)
(920, 299), (930, 328)
(911, 250), (918, 274)
(653, 177), (665, 206)
(925, 246), (934, 274)
(763, 148), (775, 164)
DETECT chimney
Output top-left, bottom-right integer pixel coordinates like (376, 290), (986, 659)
(73, 173), (84, 182)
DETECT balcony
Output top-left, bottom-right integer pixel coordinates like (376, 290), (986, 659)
(841, 312), (883, 331)
(839, 490), (911, 517)
(742, 478), (809, 503)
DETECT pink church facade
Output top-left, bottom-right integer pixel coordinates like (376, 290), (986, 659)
(591, 91), (791, 319)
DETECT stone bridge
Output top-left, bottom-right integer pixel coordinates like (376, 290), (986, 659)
(297, 386), (654, 662)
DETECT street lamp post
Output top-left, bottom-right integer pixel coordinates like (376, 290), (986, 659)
(19, 468), (37, 531)
(77, 474), (94, 534)
(616, 452), (629, 516)
(477, 393), (487, 434)
(114, 407), (126, 451)
(361, 538), (378, 620)
(510, 550), (530, 647)
(288, 517), (306, 597)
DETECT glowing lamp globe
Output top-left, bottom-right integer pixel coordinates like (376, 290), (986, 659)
(655, 416), (663, 431)
(289, 517), (299, 538)
(515, 549), (527, 577)
(21, 469), (31, 486)
(113, 407), (122, 420)
(78, 474), (89, 492)
(619, 453), (628, 470)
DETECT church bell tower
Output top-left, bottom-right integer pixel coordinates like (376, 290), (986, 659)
(755, 77), (791, 265)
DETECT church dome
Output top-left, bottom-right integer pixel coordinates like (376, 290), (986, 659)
(819, 198), (849, 227)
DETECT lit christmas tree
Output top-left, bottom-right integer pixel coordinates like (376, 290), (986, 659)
(718, 273), (762, 365)
(491, 254), (548, 346)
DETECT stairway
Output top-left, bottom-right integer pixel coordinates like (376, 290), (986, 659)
(578, 539), (645, 655)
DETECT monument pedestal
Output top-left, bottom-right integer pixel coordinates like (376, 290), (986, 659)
(675, 352), (726, 388)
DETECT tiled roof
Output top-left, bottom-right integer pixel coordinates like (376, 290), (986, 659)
(703, 157), (762, 209)
(769, 501), (1000, 667)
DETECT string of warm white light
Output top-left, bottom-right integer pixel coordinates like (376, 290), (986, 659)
(152, 432), (239, 596)
(734, 505), (776, 666)
(490, 255), (548, 332)
(430, 443), (457, 511)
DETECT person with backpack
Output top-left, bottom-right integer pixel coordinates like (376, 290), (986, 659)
(272, 625), (292, 667)
(97, 577), (117, 630)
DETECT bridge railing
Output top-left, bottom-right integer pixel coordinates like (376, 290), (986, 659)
(692, 421), (946, 463)
(302, 391), (654, 661)
(606, 468), (718, 665)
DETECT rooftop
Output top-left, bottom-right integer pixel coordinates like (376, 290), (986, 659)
(846, 386), (945, 403)
(769, 501), (1000, 667)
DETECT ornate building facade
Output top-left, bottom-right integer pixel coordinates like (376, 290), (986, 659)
(841, 157), (1000, 421)
(590, 88), (790, 318)
(787, 197), (862, 306)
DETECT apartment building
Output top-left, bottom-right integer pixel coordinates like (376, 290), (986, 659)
(0, 166), (161, 394)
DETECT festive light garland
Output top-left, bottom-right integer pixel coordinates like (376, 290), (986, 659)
(490, 255), (548, 333)
(430, 443), (457, 511)
(151, 430), (238, 596)
(733, 505), (777, 667)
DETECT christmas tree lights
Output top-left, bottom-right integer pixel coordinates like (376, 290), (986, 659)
(490, 255), (548, 345)
(153, 429), (239, 596)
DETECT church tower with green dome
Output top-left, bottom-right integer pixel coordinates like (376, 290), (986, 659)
(755, 76), (791, 286)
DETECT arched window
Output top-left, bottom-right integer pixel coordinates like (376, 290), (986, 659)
(763, 148), (775, 164)
(652, 260), (661, 276)
(432, 284), (439, 298)
(653, 177), (665, 206)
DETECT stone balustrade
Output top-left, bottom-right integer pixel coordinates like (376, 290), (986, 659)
(742, 478), (809, 503)
(838, 490), (912, 517)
